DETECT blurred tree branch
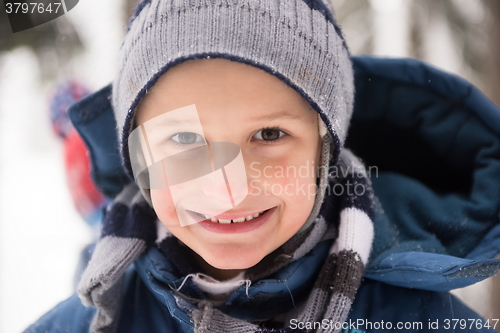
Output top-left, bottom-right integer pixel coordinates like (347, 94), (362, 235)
(0, 6), (82, 81)
(123, 0), (140, 27)
(485, 2), (500, 328)
(331, 0), (374, 54)
(483, 0), (500, 107)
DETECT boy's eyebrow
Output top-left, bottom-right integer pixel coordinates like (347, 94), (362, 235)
(146, 110), (307, 126)
(254, 110), (307, 121)
(150, 118), (200, 127)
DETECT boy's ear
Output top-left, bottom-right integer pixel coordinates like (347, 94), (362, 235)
(318, 114), (327, 138)
(68, 84), (131, 198)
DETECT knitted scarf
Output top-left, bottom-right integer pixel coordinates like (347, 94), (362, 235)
(77, 148), (374, 333)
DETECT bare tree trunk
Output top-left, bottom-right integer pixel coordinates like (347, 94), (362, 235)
(483, 0), (500, 329)
(123, 0), (141, 28)
(494, 273), (500, 332)
(484, 0), (500, 106)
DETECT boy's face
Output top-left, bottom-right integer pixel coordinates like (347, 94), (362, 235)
(135, 58), (321, 272)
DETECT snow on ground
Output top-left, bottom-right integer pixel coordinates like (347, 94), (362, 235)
(0, 1), (121, 331)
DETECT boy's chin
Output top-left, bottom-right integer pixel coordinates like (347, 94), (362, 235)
(202, 250), (267, 272)
(205, 256), (262, 271)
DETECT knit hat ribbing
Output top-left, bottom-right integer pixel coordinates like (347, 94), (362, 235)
(112, 0), (355, 179)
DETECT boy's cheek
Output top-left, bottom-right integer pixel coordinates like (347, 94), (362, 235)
(151, 188), (179, 223)
(282, 176), (317, 204)
(248, 161), (316, 191)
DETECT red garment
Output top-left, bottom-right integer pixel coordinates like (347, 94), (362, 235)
(63, 129), (105, 221)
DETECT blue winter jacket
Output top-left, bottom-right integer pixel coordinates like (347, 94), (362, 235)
(25, 56), (500, 333)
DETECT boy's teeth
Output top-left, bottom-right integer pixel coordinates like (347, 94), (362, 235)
(201, 210), (268, 224)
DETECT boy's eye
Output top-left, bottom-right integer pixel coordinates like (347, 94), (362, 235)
(252, 128), (286, 141)
(170, 132), (205, 145)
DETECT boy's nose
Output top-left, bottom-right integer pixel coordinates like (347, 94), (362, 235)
(201, 142), (249, 207)
(201, 171), (255, 211)
(201, 169), (234, 207)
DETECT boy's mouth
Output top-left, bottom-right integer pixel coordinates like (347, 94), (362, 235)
(192, 209), (272, 224)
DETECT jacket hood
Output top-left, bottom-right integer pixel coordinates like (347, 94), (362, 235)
(68, 56), (500, 293)
(347, 57), (500, 291)
(127, 240), (333, 328)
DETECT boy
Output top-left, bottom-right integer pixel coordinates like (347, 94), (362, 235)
(26, 0), (500, 332)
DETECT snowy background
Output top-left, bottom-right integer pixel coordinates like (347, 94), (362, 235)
(0, 1), (123, 332)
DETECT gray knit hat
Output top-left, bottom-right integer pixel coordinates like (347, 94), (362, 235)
(112, 0), (355, 179)
(80, 6), (372, 331)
